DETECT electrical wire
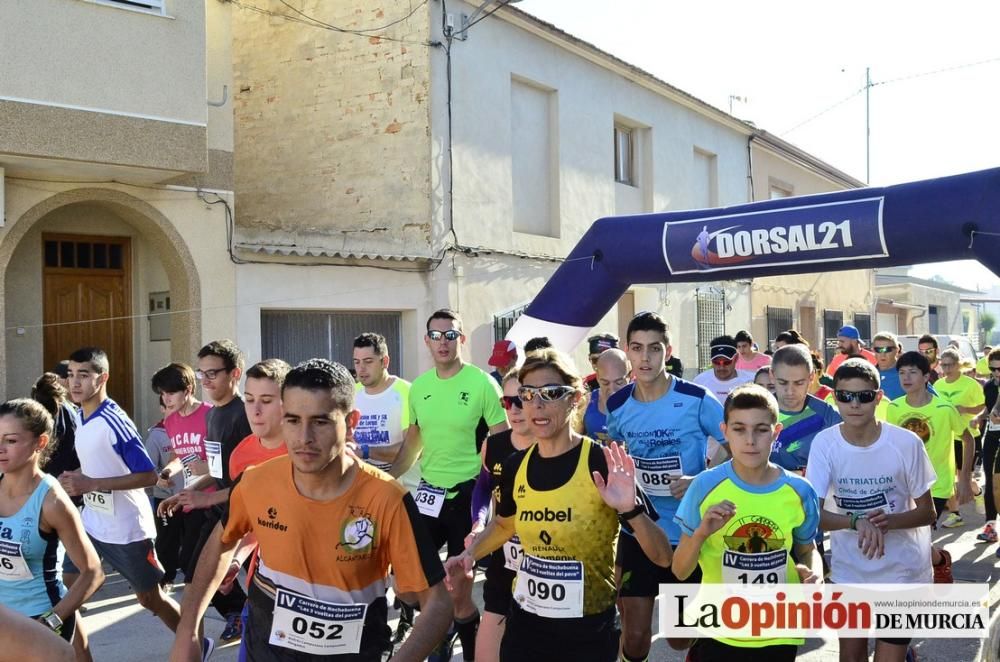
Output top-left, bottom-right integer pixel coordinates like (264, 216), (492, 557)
(782, 55), (1000, 135)
(462, 0), (512, 33)
(781, 87), (865, 135)
(225, 0), (434, 46)
(275, 0), (428, 34)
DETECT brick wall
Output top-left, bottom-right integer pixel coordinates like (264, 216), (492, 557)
(232, 0), (433, 257)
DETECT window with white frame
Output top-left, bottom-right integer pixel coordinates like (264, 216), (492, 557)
(614, 124), (634, 186)
(93, 0), (165, 15)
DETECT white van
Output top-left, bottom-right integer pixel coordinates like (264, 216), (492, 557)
(896, 334), (979, 365)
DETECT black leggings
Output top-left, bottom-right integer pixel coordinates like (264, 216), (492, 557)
(984, 431), (1000, 521)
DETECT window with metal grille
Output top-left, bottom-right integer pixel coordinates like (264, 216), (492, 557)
(494, 305), (528, 342)
(823, 309), (844, 365)
(261, 311), (402, 371)
(853, 313), (872, 347)
(766, 306), (794, 350)
(696, 287), (726, 371)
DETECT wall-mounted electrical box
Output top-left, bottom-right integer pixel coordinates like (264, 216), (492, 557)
(149, 291), (171, 342)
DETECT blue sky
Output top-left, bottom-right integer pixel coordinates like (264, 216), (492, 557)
(516, 0), (1000, 291)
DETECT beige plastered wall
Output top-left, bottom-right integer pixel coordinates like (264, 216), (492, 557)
(0, 179), (236, 429)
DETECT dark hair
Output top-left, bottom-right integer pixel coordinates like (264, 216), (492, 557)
(754, 366), (771, 382)
(917, 334), (938, 350)
(989, 348), (1000, 363)
(523, 337), (554, 354)
(282, 359), (355, 413)
(68, 347), (109, 374)
(151, 362), (196, 395)
(809, 352), (824, 374)
(518, 349), (582, 393)
(833, 358), (880, 389)
(31, 373), (68, 417)
(426, 308), (462, 333)
(735, 330), (753, 344)
(771, 344), (813, 370)
(52, 360), (70, 379)
(774, 329), (809, 347)
(724, 384), (778, 424)
(626, 311), (669, 345)
(896, 350), (931, 375)
(353, 332), (389, 357)
(198, 339), (245, 372)
(0, 398), (56, 467)
(246, 359), (292, 387)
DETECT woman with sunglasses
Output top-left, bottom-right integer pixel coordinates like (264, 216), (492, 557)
(465, 371), (536, 662)
(0, 398), (104, 650)
(445, 349), (671, 661)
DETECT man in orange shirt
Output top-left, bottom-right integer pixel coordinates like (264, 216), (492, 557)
(170, 359), (451, 662)
(825, 325), (877, 377)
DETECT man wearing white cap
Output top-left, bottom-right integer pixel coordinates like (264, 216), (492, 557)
(825, 324), (877, 377)
(486, 340), (517, 384)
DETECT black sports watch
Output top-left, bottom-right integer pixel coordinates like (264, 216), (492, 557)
(617, 505), (645, 522)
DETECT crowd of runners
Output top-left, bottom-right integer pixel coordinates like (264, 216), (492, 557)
(0, 307), (996, 661)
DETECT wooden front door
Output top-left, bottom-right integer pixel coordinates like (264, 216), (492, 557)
(43, 234), (133, 416)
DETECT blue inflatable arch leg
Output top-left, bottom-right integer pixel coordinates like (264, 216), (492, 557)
(508, 167), (1000, 352)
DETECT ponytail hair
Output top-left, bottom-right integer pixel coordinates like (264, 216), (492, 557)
(31, 373), (68, 417)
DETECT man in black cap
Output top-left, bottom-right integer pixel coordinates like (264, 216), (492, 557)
(693, 335), (755, 401)
(585, 333), (620, 391)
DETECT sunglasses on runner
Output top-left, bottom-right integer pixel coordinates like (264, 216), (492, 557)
(517, 385), (576, 403)
(990, 365), (1000, 373)
(427, 330), (462, 342)
(834, 389), (878, 404)
(500, 395), (523, 410)
(873, 346), (896, 354)
(920, 348), (937, 356)
(711, 357), (735, 366)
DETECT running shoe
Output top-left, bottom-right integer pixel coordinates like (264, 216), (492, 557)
(202, 637), (216, 661)
(427, 627), (457, 662)
(940, 512), (964, 528)
(974, 487), (986, 515)
(977, 523), (998, 543)
(933, 548), (953, 584)
(220, 611), (243, 642)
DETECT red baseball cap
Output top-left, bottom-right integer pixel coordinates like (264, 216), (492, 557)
(488, 340), (518, 367)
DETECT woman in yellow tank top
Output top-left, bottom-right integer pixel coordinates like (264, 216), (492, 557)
(444, 349), (671, 661)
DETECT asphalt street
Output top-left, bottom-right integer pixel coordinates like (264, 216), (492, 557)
(83, 499), (998, 661)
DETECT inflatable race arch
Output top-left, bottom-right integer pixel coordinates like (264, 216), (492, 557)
(507, 167), (1000, 351)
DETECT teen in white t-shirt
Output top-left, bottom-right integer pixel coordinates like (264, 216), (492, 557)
(806, 358), (937, 661)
